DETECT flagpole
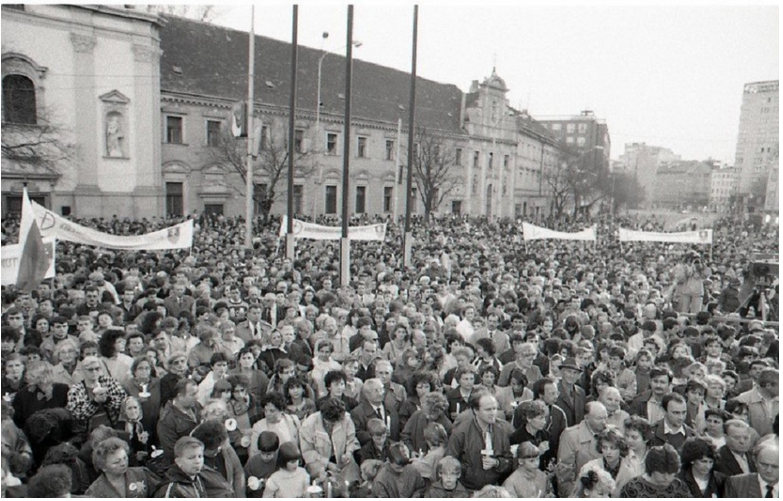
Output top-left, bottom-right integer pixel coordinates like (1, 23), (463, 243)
(286, 5), (298, 260)
(244, 6), (256, 249)
(403, 5), (418, 269)
(339, 5), (354, 287)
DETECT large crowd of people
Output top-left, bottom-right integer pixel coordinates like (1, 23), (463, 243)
(0, 208), (778, 498)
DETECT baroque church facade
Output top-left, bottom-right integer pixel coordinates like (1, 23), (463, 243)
(2, 5), (581, 220)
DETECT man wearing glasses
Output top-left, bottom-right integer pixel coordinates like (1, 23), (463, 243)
(724, 443), (778, 498)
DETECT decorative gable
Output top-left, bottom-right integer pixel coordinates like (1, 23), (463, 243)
(99, 90), (130, 105)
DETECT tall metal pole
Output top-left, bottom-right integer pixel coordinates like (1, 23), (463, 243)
(286, 5), (298, 259)
(244, 6), (255, 248)
(393, 117), (402, 221)
(403, 5), (418, 268)
(340, 5), (354, 287)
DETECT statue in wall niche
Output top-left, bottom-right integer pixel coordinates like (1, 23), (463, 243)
(106, 114), (124, 157)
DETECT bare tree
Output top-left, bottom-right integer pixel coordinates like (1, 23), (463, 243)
(402, 127), (461, 223)
(201, 120), (316, 223)
(542, 156), (573, 218)
(1, 106), (76, 176)
(143, 5), (223, 23)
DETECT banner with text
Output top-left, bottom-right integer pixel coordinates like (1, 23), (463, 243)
(30, 201), (193, 250)
(279, 216), (386, 241)
(522, 222), (597, 241)
(1, 237), (56, 285)
(618, 227), (713, 244)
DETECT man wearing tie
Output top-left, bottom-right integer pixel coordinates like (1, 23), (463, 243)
(164, 283), (195, 318)
(351, 378), (400, 445)
(235, 303), (272, 345)
(723, 443), (778, 498)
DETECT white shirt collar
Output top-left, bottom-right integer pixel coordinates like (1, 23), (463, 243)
(758, 475), (778, 497)
(663, 419), (685, 436)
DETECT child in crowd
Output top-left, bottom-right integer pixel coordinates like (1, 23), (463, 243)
(502, 441), (550, 497)
(632, 349), (654, 395)
(244, 431), (279, 497)
(262, 441), (310, 498)
(411, 422), (448, 481)
(356, 417), (390, 464)
(349, 459), (383, 498)
(424, 455), (469, 498)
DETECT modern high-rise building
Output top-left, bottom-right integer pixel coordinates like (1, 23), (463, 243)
(734, 80), (779, 200)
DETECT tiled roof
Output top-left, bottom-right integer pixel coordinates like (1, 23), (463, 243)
(159, 15), (464, 133)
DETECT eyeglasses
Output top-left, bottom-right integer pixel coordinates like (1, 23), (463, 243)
(84, 367), (101, 372)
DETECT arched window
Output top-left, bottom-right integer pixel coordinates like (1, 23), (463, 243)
(2, 74), (36, 124)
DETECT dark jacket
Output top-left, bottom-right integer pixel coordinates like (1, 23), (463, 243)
(156, 401), (201, 457)
(555, 381), (586, 427)
(713, 444), (757, 478)
(12, 383), (69, 429)
(350, 400), (400, 445)
(444, 414), (513, 491)
(647, 419), (696, 454)
(154, 463), (234, 498)
(679, 469), (726, 498)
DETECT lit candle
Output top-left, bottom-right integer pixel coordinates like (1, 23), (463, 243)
(326, 481), (332, 498)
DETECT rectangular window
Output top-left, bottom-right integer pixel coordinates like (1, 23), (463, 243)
(566, 136), (575, 144)
(165, 182), (183, 216)
(411, 187), (418, 212)
(204, 204), (224, 215)
(456, 148), (463, 166)
(357, 136), (368, 158)
(386, 140), (394, 161)
(473, 151), (480, 168)
(260, 125), (269, 150)
(293, 185), (303, 214)
(451, 200), (462, 215)
(384, 187), (393, 212)
(294, 129), (305, 153)
(576, 136), (586, 147)
(206, 120), (221, 147)
(325, 185), (337, 214)
(327, 133), (338, 155)
(355, 186), (366, 214)
(578, 123), (587, 133)
(566, 123), (575, 133)
(551, 123), (562, 131)
(166, 116), (183, 144)
(504, 155), (510, 168)
(488, 152), (494, 169)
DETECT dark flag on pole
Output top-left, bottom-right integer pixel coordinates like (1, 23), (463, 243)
(16, 188), (49, 293)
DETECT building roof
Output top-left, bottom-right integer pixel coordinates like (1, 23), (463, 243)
(159, 15), (464, 133)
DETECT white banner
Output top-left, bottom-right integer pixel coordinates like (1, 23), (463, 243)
(279, 216), (386, 241)
(618, 227), (713, 244)
(522, 222), (597, 241)
(1, 237), (56, 285)
(30, 201), (193, 250)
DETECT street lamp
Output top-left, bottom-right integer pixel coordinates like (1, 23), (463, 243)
(316, 33), (362, 128)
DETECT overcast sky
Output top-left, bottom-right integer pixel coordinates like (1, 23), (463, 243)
(207, 1), (778, 164)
